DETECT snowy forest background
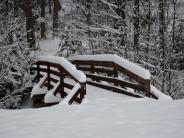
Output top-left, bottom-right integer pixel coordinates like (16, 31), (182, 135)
(0, 0), (184, 109)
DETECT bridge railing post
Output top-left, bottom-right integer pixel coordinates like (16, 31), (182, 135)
(47, 63), (51, 90)
(91, 63), (95, 74)
(37, 62), (40, 82)
(145, 80), (151, 97)
(79, 83), (86, 103)
(113, 64), (118, 86)
(60, 67), (65, 98)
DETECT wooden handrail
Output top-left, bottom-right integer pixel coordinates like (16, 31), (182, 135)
(31, 59), (86, 105)
(85, 73), (146, 92)
(70, 58), (153, 98)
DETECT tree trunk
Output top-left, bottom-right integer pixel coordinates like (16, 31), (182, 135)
(159, 0), (166, 93)
(13, 0), (19, 18)
(24, 0), (35, 48)
(49, 0), (52, 14)
(115, 0), (127, 57)
(41, 0), (46, 39)
(133, 0), (140, 54)
(146, 0), (151, 60)
(168, 0), (177, 95)
(86, 0), (94, 53)
(53, 0), (61, 37)
(172, 0), (176, 50)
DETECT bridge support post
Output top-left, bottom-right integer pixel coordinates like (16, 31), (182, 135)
(91, 63), (96, 81)
(47, 63), (51, 90)
(91, 63), (95, 74)
(113, 64), (118, 86)
(37, 62), (40, 82)
(60, 67), (65, 98)
(145, 80), (151, 97)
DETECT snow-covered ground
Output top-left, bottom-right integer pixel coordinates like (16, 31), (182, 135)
(0, 85), (184, 138)
(36, 38), (60, 56)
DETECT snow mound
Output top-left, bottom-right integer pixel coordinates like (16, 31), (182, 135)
(151, 85), (172, 100)
(69, 54), (150, 79)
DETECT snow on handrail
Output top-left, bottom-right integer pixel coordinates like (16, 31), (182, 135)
(62, 83), (81, 105)
(44, 82), (62, 104)
(38, 56), (86, 83)
(31, 74), (47, 98)
(69, 54), (150, 80)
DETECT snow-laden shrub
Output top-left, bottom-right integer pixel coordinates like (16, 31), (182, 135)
(0, 40), (34, 109)
(58, 26), (83, 57)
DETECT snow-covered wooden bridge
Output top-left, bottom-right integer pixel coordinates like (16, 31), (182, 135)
(31, 54), (170, 107)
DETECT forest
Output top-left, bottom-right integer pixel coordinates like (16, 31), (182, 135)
(0, 0), (184, 109)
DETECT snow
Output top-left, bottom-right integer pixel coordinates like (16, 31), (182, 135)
(44, 81), (81, 104)
(0, 85), (184, 138)
(69, 54), (150, 79)
(100, 0), (118, 8)
(62, 83), (81, 105)
(151, 85), (172, 100)
(44, 82), (62, 104)
(38, 56), (86, 83)
(31, 74), (48, 98)
(37, 38), (60, 56)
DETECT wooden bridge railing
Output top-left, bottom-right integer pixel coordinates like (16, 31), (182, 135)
(31, 57), (86, 106)
(69, 55), (157, 99)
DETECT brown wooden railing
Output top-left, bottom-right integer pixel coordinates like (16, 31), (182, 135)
(70, 59), (157, 99)
(31, 60), (86, 106)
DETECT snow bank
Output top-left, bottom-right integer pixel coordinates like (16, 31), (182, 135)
(0, 85), (183, 138)
(62, 83), (81, 105)
(151, 85), (172, 100)
(69, 54), (150, 79)
(38, 56), (86, 83)
(31, 74), (48, 98)
(44, 82), (62, 104)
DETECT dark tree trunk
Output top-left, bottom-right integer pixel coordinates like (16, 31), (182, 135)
(49, 0), (52, 14)
(168, 0), (177, 95)
(86, 0), (94, 53)
(159, 0), (166, 93)
(133, 0), (140, 53)
(13, 0), (19, 18)
(24, 0), (35, 48)
(115, 0), (127, 57)
(86, 0), (92, 27)
(53, 0), (61, 37)
(5, 0), (13, 44)
(41, 0), (46, 39)
(146, 0), (151, 59)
